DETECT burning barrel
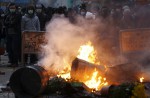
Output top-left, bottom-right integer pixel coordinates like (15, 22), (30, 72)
(71, 58), (143, 85)
(9, 65), (49, 97)
(71, 58), (105, 82)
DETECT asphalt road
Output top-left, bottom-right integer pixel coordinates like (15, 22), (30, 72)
(0, 54), (16, 98)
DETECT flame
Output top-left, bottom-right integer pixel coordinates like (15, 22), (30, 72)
(77, 41), (100, 65)
(57, 72), (71, 81)
(85, 68), (108, 91)
(140, 77), (144, 83)
(77, 41), (107, 91)
(57, 59), (71, 80)
(57, 41), (107, 91)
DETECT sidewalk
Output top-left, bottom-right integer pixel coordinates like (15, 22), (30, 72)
(0, 54), (16, 98)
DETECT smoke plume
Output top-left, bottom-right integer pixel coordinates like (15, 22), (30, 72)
(38, 16), (102, 74)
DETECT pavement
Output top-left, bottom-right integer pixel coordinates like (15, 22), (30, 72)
(0, 54), (17, 98)
(0, 54), (46, 98)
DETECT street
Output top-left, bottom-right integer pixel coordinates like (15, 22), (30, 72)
(0, 54), (16, 98)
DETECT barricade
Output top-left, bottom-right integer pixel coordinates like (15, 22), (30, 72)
(21, 31), (45, 65)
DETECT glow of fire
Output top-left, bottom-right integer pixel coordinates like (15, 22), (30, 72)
(57, 59), (71, 80)
(57, 41), (107, 91)
(140, 77), (144, 83)
(57, 72), (71, 81)
(77, 41), (100, 64)
(77, 41), (107, 91)
(85, 68), (108, 91)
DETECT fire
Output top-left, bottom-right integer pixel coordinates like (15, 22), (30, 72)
(85, 68), (108, 91)
(57, 41), (107, 91)
(77, 41), (107, 91)
(57, 59), (71, 80)
(140, 77), (144, 83)
(57, 72), (71, 81)
(77, 41), (100, 65)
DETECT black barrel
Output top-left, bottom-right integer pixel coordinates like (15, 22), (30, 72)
(9, 65), (49, 97)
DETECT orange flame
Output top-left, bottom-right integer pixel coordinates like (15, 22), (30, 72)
(77, 41), (107, 91)
(57, 41), (107, 91)
(140, 77), (144, 83)
(77, 41), (100, 65)
(57, 72), (71, 81)
(85, 68), (108, 91)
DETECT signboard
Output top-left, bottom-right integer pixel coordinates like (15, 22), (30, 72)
(22, 31), (45, 54)
(21, 31), (45, 65)
(120, 28), (150, 53)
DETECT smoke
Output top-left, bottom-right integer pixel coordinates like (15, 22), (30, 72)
(37, 11), (150, 84)
(38, 16), (101, 74)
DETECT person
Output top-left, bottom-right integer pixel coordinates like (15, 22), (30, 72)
(21, 5), (40, 65)
(0, 10), (5, 43)
(120, 7), (135, 29)
(35, 4), (48, 31)
(79, 8), (86, 17)
(21, 5), (40, 31)
(4, 3), (21, 67)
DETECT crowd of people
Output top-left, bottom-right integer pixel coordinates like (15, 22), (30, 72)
(0, 2), (150, 67)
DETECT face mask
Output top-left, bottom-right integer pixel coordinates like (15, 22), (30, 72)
(10, 9), (16, 13)
(36, 9), (42, 13)
(28, 10), (34, 14)
(80, 12), (86, 15)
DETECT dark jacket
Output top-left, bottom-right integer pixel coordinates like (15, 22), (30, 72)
(36, 12), (48, 31)
(4, 12), (21, 35)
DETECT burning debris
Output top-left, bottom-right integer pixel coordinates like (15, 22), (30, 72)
(9, 65), (150, 98)
(8, 13), (150, 97)
(9, 32), (149, 97)
(9, 41), (149, 97)
(71, 58), (107, 91)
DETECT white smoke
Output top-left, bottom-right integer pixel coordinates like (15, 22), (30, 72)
(38, 16), (100, 74)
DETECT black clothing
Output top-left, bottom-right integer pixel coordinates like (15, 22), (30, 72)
(4, 12), (21, 65)
(36, 12), (48, 31)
